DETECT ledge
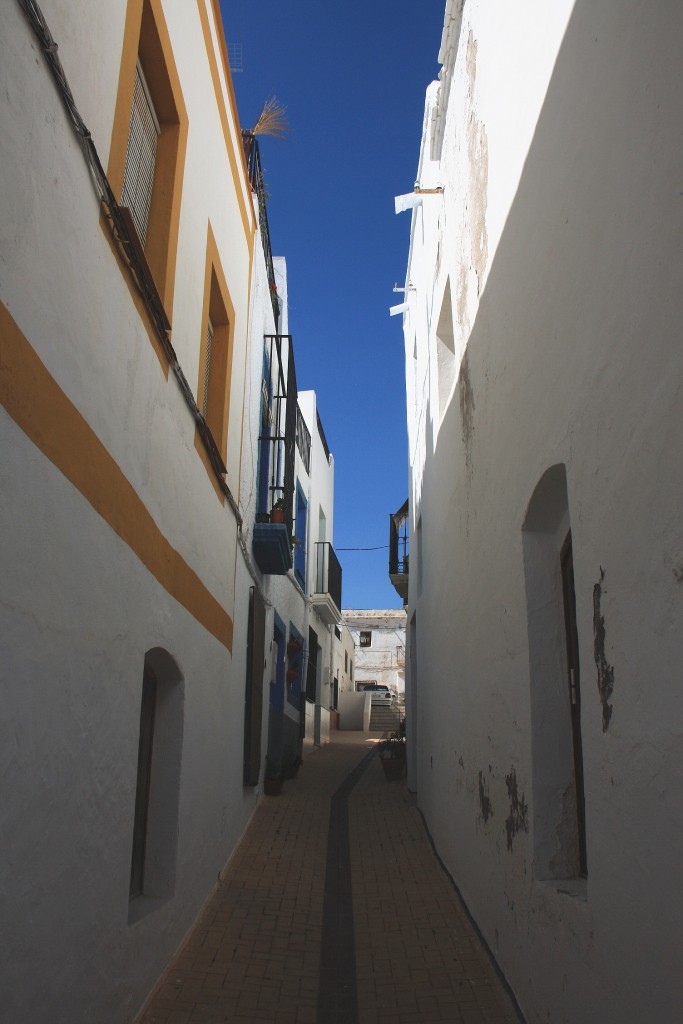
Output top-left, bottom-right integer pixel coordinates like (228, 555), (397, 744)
(252, 522), (293, 575)
(537, 877), (588, 902)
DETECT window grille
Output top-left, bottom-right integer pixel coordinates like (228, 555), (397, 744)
(296, 405), (311, 474)
(202, 318), (214, 416)
(121, 62), (160, 245)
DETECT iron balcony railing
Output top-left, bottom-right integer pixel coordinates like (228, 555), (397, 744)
(257, 335), (297, 538)
(315, 542), (342, 613)
(242, 132), (279, 326)
(389, 499), (409, 576)
(316, 411), (331, 463)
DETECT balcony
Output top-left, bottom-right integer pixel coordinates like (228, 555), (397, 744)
(242, 133), (279, 326)
(252, 520), (292, 575)
(252, 335), (297, 576)
(389, 499), (409, 602)
(311, 542), (342, 625)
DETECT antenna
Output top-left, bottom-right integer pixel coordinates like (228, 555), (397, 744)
(227, 43), (243, 73)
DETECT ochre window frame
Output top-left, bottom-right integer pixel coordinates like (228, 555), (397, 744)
(106, 0), (188, 365)
(195, 223), (235, 500)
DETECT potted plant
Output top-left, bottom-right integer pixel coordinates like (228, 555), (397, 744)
(271, 498), (286, 524)
(287, 637), (302, 655)
(378, 734), (406, 781)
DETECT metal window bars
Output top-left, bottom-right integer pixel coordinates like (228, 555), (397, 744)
(389, 499), (410, 576)
(258, 336), (297, 537)
(241, 133), (279, 326)
(202, 318), (214, 417)
(121, 62), (159, 245)
(296, 405), (311, 474)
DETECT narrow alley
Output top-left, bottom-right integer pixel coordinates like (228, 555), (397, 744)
(137, 733), (520, 1024)
(3, 1), (683, 1021)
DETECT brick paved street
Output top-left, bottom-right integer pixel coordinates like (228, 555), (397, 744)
(137, 733), (521, 1024)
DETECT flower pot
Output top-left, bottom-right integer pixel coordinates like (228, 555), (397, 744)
(271, 508), (285, 524)
(264, 776), (283, 796)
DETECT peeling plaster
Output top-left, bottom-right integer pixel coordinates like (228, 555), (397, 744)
(456, 261), (469, 330)
(550, 780), (580, 878)
(478, 770), (493, 822)
(593, 569), (614, 732)
(466, 31), (489, 296)
(504, 767), (528, 852)
(459, 349), (475, 471)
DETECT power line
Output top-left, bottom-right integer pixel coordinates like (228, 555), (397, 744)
(336, 544), (390, 551)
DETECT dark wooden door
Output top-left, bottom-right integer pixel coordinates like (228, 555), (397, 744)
(561, 533), (588, 877)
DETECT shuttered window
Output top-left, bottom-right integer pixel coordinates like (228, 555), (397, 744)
(202, 318), (214, 417)
(130, 665), (157, 900)
(243, 588), (266, 786)
(121, 62), (160, 245)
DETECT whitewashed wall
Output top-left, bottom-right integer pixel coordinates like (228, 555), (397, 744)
(400, 2), (683, 1022)
(333, 621), (356, 696)
(298, 390), (337, 745)
(0, 1), (262, 1020)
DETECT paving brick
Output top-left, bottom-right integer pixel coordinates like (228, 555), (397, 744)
(136, 733), (520, 1024)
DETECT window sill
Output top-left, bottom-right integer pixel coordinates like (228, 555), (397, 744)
(537, 877), (587, 902)
(100, 202), (172, 377)
(128, 894), (168, 926)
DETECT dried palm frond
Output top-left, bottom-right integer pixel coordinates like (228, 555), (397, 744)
(250, 96), (288, 139)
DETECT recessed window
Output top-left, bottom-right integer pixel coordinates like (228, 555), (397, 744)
(122, 62), (160, 246)
(201, 318), (214, 418)
(294, 483), (308, 589)
(243, 588), (266, 787)
(129, 647), (184, 922)
(130, 665), (156, 901)
(436, 278), (456, 417)
(195, 227), (235, 482)
(306, 627), (319, 703)
(107, 0), (188, 324)
(523, 464), (587, 882)
(359, 630), (372, 648)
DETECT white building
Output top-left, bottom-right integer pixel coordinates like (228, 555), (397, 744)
(0, 0), (340, 1019)
(397, 2), (683, 1022)
(333, 619), (356, 701)
(343, 610), (406, 701)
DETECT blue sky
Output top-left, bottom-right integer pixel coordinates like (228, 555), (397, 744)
(220, 2), (445, 608)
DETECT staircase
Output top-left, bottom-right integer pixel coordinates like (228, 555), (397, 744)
(369, 702), (400, 732)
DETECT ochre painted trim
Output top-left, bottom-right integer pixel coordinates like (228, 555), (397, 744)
(194, 428), (226, 504)
(106, 0), (188, 322)
(236, 248), (256, 506)
(197, 0), (256, 245)
(208, 0), (255, 197)
(107, 0), (143, 199)
(194, 221), (237, 501)
(0, 302), (233, 652)
(141, 0), (188, 318)
(99, 205), (170, 377)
